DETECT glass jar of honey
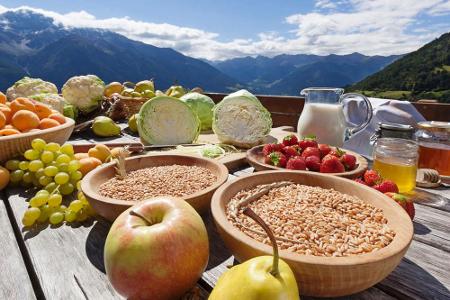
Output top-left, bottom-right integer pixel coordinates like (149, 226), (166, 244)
(415, 121), (450, 176)
(373, 138), (418, 193)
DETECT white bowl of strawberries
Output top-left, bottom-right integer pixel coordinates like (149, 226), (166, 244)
(246, 134), (368, 179)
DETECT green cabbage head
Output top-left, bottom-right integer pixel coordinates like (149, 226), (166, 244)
(137, 96), (200, 145)
(180, 92), (215, 131)
(212, 89), (272, 148)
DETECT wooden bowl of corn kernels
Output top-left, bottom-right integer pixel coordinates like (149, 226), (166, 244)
(211, 170), (413, 297)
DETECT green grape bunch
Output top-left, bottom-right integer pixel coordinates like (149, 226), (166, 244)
(4, 138), (97, 227)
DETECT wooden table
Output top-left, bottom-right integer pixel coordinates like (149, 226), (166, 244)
(1, 136), (449, 299)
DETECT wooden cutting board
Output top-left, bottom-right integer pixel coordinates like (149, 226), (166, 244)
(70, 126), (295, 171)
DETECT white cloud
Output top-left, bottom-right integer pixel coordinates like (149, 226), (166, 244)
(0, 2), (449, 61)
(428, 0), (450, 15)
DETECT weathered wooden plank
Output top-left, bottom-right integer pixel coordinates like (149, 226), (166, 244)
(0, 193), (36, 300)
(377, 240), (450, 299)
(5, 187), (121, 300)
(413, 204), (450, 252)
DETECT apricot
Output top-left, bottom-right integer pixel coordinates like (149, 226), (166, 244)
(79, 157), (102, 175)
(48, 113), (66, 125)
(10, 97), (36, 114)
(0, 92), (6, 105)
(0, 105), (12, 123)
(11, 110), (40, 132)
(0, 166), (10, 190)
(34, 102), (52, 119)
(0, 128), (20, 136)
(0, 111), (5, 129)
(74, 153), (90, 160)
(39, 118), (60, 129)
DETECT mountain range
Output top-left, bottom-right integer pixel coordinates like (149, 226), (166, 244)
(0, 9), (400, 95)
(0, 10), (239, 92)
(212, 53), (400, 95)
(350, 32), (450, 102)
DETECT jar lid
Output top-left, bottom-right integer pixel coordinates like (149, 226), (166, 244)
(417, 121), (450, 132)
(379, 122), (414, 131)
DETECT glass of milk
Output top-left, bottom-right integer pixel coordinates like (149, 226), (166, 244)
(297, 88), (373, 147)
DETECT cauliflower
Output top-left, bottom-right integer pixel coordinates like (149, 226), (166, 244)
(62, 75), (105, 114)
(29, 93), (65, 113)
(6, 77), (58, 100)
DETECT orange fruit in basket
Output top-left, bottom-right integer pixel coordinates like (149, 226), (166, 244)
(10, 97), (36, 114)
(11, 110), (40, 132)
(0, 92), (6, 105)
(48, 113), (66, 124)
(0, 105), (12, 123)
(0, 111), (5, 129)
(39, 118), (60, 129)
(34, 102), (52, 119)
(0, 128), (20, 136)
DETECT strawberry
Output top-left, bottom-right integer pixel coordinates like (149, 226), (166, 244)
(318, 144), (331, 158)
(286, 156), (307, 170)
(282, 145), (301, 158)
(340, 153), (357, 170)
(305, 156), (321, 171)
(301, 147), (321, 159)
(262, 143), (275, 156)
(282, 134), (299, 146)
(265, 151), (287, 168)
(272, 143), (284, 152)
(298, 135), (318, 149)
(373, 180), (399, 193)
(320, 157), (345, 173)
(363, 170), (381, 186)
(354, 178), (368, 185)
(385, 192), (415, 220)
(328, 147), (345, 158)
(321, 154), (336, 162)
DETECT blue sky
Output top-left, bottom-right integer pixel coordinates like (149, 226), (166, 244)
(1, 0), (449, 60)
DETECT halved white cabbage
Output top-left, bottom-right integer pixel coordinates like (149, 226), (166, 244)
(212, 90), (272, 148)
(137, 96), (200, 145)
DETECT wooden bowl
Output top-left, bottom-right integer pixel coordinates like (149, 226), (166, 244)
(246, 145), (368, 179)
(0, 117), (75, 163)
(81, 154), (229, 221)
(211, 170), (413, 297)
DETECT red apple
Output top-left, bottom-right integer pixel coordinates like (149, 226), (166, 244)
(104, 196), (209, 300)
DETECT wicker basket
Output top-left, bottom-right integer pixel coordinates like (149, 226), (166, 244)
(102, 95), (150, 120)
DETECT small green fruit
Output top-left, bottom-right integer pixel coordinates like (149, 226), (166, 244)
(104, 82), (124, 97)
(142, 89), (155, 99)
(134, 80), (155, 93)
(128, 114), (138, 133)
(121, 88), (134, 97)
(131, 91), (142, 98)
(92, 116), (121, 137)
